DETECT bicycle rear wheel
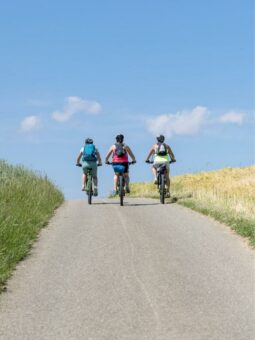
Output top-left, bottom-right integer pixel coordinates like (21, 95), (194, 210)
(160, 174), (165, 204)
(87, 177), (93, 205)
(119, 176), (124, 206)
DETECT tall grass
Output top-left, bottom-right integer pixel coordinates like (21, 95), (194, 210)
(130, 166), (255, 247)
(0, 160), (64, 292)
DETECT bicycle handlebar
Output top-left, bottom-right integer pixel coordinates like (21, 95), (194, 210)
(145, 160), (176, 164)
(77, 160), (176, 167)
(76, 163), (103, 167)
(105, 161), (136, 165)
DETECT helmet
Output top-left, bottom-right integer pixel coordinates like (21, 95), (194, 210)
(85, 138), (93, 144)
(116, 134), (124, 143)
(156, 135), (165, 143)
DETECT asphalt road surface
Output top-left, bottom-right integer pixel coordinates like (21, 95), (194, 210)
(0, 198), (254, 340)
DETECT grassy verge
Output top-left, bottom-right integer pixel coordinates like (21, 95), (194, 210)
(0, 160), (64, 292)
(130, 166), (255, 247)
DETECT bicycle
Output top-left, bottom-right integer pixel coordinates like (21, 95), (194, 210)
(146, 160), (176, 204)
(106, 161), (135, 206)
(76, 163), (102, 204)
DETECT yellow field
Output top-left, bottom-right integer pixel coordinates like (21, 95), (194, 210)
(172, 166), (255, 220)
(130, 166), (255, 245)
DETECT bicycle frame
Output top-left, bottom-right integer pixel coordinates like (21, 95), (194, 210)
(85, 168), (93, 205)
(146, 160), (175, 204)
(117, 171), (125, 206)
(76, 163), (102, 205)
(106, 162), (134, 206)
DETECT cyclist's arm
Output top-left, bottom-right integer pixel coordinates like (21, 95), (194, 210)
(125, 145), (136, 162)
(105, 146), (114, 162)
(145, 146), (155, 161)
(167, 145), (176, 161)
(96, 150), (102, 165)
(76, 152), (82, 164)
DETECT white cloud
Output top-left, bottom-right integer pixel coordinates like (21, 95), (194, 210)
(146, 106), (209, 137)
(219, 111), (245, 125)
(20, 115), (42, 132)
(52, 96), (102, 122)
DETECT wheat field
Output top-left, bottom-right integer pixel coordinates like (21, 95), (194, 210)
(130, 166), (255, 246)
(172, 166), (255, 220)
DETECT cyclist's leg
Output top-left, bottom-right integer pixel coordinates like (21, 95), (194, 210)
(92, 176), (98, 195)
(165, 168), (170, 187)
(114, 173), (119, 191)
(82, 162), (89, 191)
(152, 166), (157, 182)
(93, 176), (98, 186)
(152, 163), (158, 184)
(82, 174), (86, 191)
(111, 163), (117, 191)
(123, 163), (130, 192)
(112, 163), (126, 194)
(89, 162), (98, 187)
(124, 173), (130, 192)
(165, 164), (170, 196)
(89, 162), (98, 195)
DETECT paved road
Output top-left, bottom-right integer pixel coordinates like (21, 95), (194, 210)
(0, 198), (254, 340)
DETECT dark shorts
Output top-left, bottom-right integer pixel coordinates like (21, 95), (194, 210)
(112, 162), (129, 174)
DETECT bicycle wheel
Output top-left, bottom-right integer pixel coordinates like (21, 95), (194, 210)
(87, 176), (93, 205)
(119, 175), (124, 206)
(160, 174), (165, 204)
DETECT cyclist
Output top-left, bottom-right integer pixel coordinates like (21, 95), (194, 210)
(145, 135), (176, 197)
(105, 134), (136, 195)
(76, 138), (102, 196)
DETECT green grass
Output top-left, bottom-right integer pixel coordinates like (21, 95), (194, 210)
(0, 160), (64, 292)
(177, 199), (255, 247)
(130, 166), (255, 247)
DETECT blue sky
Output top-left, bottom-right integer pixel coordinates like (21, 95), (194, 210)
(0, 0), (254, 198)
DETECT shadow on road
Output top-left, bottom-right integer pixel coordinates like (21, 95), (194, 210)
(125, 202), (161, 206)
(93, 202), (120, 205)
(94, 201), (160, 206)
(93, 195), (186, 206)
(165, 196), (179, 204)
